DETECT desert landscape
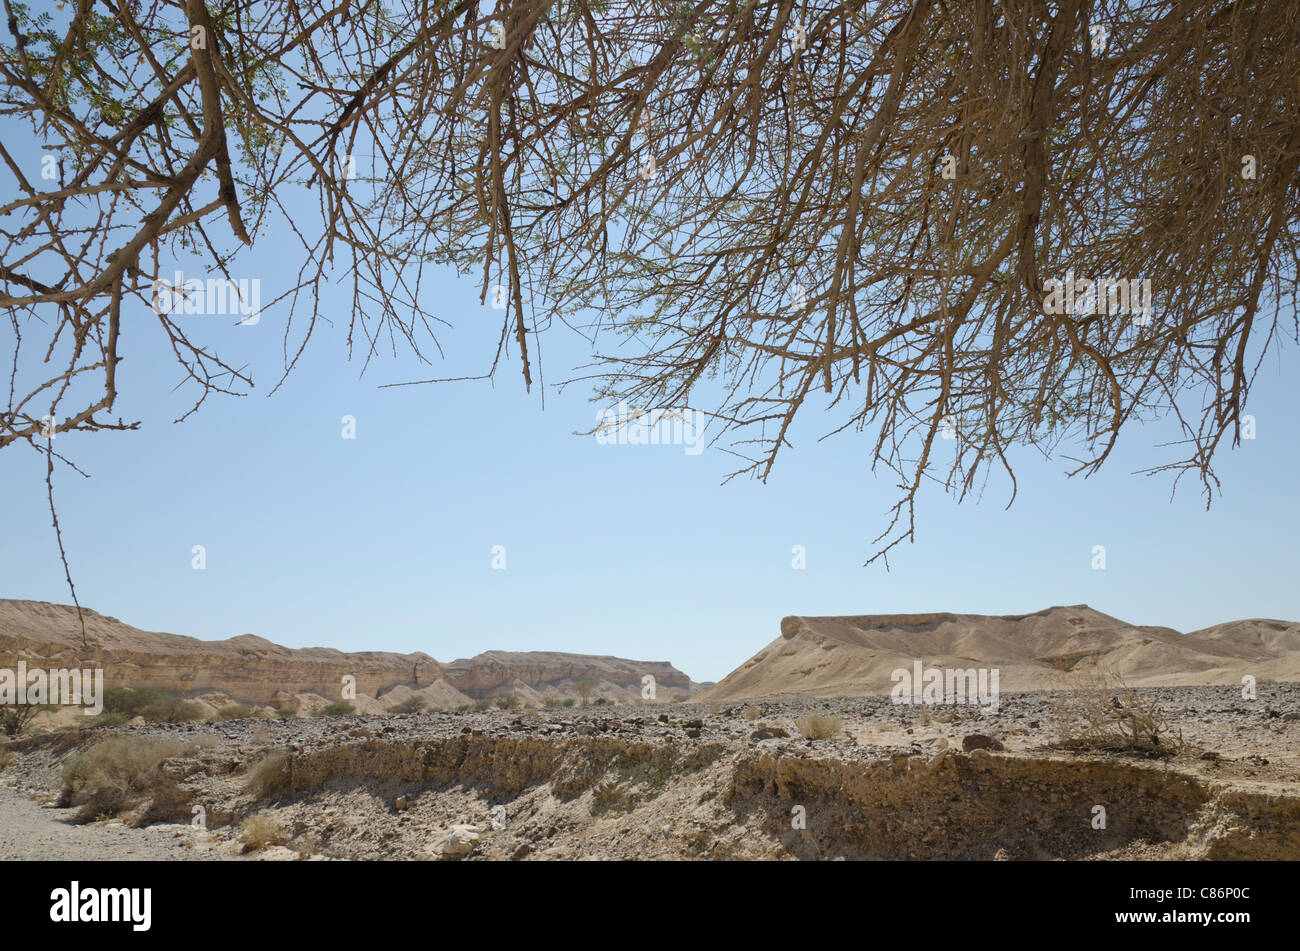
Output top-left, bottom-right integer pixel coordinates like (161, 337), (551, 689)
(2, 599), (1298, 861)
(3, 1), (1298, 935)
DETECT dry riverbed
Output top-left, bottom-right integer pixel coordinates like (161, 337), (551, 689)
(2, 685), (1298, 861)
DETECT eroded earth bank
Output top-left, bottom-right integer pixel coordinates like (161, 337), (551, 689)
(3, 686), (1299, 861)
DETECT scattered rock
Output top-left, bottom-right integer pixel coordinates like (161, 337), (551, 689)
(432, 824), (480, 859)
(962, 734), (1005, 752)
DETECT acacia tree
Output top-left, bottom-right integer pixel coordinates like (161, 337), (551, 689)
(2, 0), (1298, 571)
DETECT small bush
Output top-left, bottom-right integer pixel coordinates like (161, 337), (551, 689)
(101, 687), (159, 718)
(102, 688), (202, 724)
(318, 702), (355, 717)
(91, 712), (131, 728)
(590, 780), (637, 815)
(1, 703), (51, 736)
(492, 694), (521, 710)
(240, 814), (288, 852)
(794, 714), (843, 740)
(215, 704), (260, 721)
(574, 678), (598, 705)
(61, 736), (188, 822)
(275, 706), (298, 719)
(143, 697), (203, 724)
(1049, 670), (1181, 755)
(0, 749), (13, 770)
(244, 751), (293, 800)
(471, 699), (492, 712)
(389, 697), (427, 714)
(561, 698), (577, 708)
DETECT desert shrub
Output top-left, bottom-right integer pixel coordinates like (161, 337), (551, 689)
(1049, 670), (1181, 755)
(574, 678), (598, 705)
(589, 780), (637, 815)
(244, 751), (293, 800)
(561, 698), (577, 708)
(240, 814), (288, 852)
(275, 706), (298, 719)
(0, 703), (51, 736)
(0, 749), (12, 769)
(101, 687), (158, 717)
(91, 712), (130, 728)
(145, 697), (204, 724)
(492, 694), (521, 710)
(60, 736), (188, 822)
(215, 704), (260, 721)
(102, 688), (200, 723)
(794, 714), (843, 740)
(543, 698), (561, 709)
(471, 699), (492, 712)
(389, 697), (427, 714)
(318, 702), (355, 717)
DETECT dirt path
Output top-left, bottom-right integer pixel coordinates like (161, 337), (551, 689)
(0, 784), (235, 861)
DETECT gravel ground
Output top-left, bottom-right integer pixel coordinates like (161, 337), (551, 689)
(0, 785), (242, 860)
(1, 683), (1297, 860)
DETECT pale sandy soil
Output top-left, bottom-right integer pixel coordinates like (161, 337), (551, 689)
(0, 784), (240, 861)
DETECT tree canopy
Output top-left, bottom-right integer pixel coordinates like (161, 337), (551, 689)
(2, 0), (1297, 563)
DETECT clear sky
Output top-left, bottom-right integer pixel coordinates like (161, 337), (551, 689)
(3, 17), (1297, 685)
(4, 234), (1297, 685)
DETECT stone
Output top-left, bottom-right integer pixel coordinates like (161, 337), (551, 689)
(961, 734), (1005, 752)
(432, 824), (480, 858)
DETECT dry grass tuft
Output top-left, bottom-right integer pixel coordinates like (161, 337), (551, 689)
(244, 750), (294, 801)
(795, 714), (843, 740)
(240, 814), (288, 852)
(60, 736), (188, 823)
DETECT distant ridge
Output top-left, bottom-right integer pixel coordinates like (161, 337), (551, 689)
(0, 599), (702, 708)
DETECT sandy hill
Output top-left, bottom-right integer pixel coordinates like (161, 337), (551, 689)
(699, 605), (1300, 701)
(0, 600), (700, 709)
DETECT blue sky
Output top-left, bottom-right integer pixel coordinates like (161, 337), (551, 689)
(3, 239), (1297, 683)
(2, 2), (1297, 683)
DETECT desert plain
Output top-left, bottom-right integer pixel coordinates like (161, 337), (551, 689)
(2, 599), (1298, 860)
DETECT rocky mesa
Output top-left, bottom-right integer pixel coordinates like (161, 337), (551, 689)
(700, 604), (1300, 701)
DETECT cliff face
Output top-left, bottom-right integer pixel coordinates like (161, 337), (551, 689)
(0, 600), (442, 704)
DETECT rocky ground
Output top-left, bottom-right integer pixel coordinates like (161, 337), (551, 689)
(2, 683), (1298, 861)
